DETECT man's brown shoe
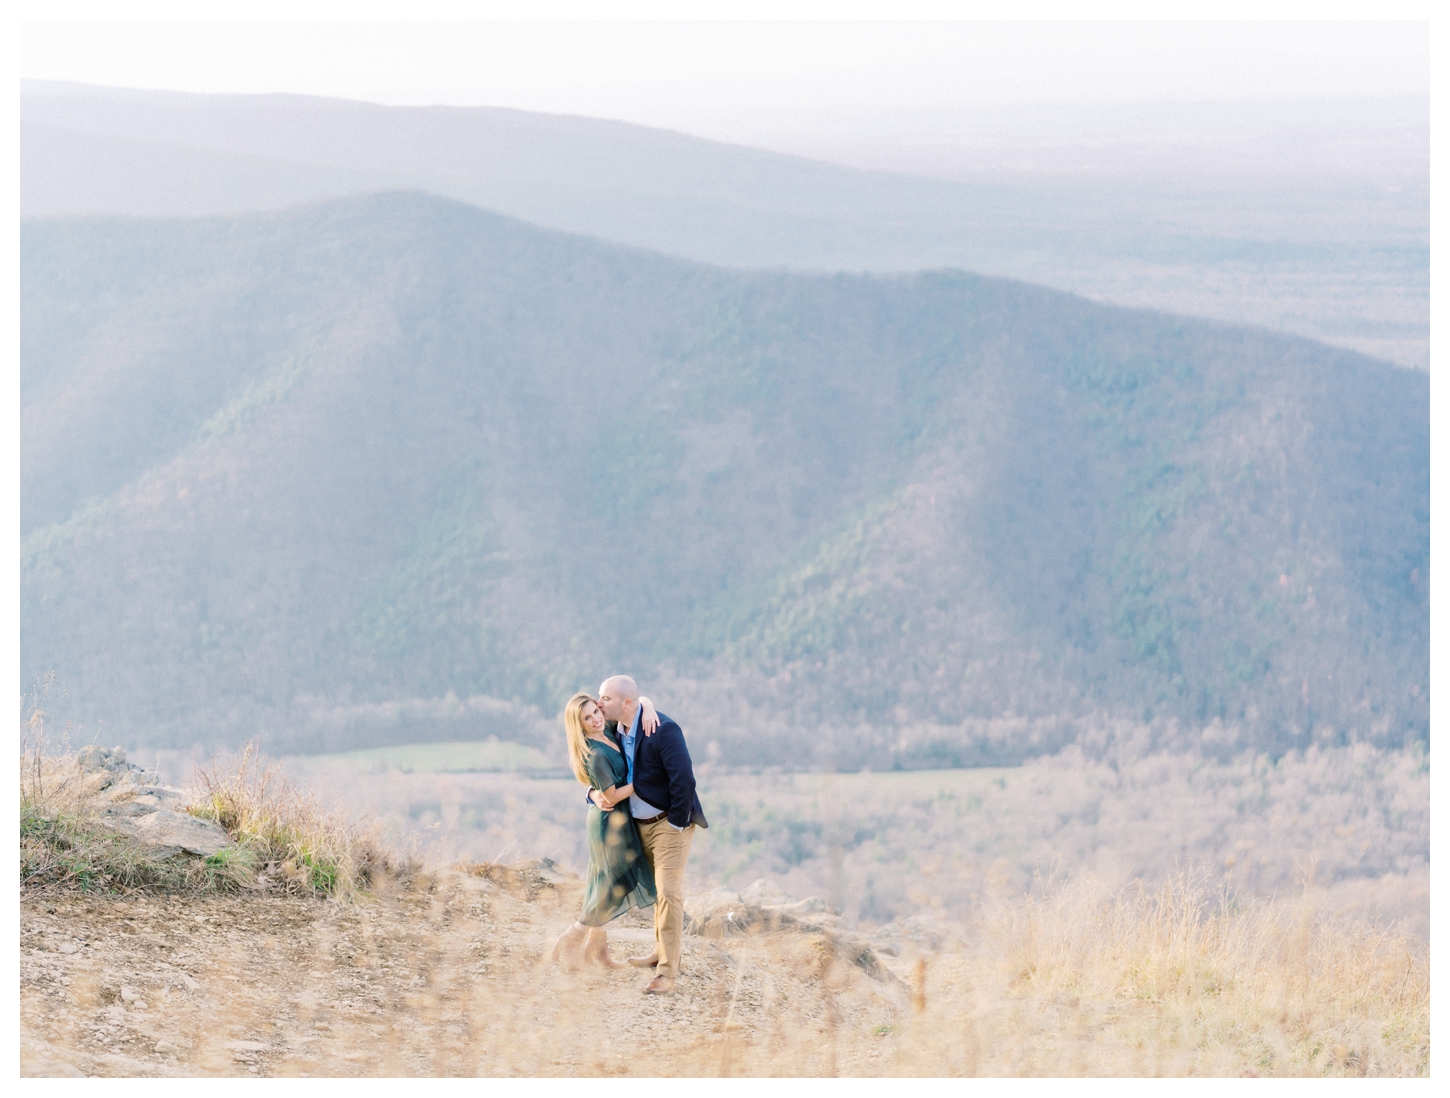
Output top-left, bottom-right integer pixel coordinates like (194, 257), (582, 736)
(627, 953), (659, 968)
(644, 975), (675, 994)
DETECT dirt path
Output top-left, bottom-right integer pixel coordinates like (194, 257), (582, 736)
(21, 870), (908, 1077)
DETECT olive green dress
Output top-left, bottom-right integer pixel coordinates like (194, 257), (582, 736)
(579, 738), (657, 927)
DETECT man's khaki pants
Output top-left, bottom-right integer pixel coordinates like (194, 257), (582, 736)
(637, 818), (695, 980)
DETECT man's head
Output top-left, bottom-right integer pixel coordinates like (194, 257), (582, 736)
(597, 675), (640, 724)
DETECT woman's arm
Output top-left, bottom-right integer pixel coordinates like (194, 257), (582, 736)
(595, 783), (634, 810)
(640, 695), (659, 736)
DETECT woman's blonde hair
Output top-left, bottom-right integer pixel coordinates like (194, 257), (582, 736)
(563, 692), (597, 786)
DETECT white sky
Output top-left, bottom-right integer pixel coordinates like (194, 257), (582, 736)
(17, 17), (1432, 141)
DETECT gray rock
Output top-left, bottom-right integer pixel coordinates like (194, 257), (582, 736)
(519, 856), (576, 884)
(467, 857), (578, 896)
(687, 901), (805, 938)
(740, 879), (788, 906)
(76, 744), (140, 775)
(100, 779), (189, 818)
(689, 886), (741, 908)
(154, 1040), (182, 1055)
(770, 896), (829, 916)
(144, 787), (186, 805)
(105, 811), (230, 858)
(76, 746), (109, 772)
(822, 935), (899, 985)
(102, 799), (154, 819)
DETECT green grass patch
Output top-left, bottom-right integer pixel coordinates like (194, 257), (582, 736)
(20, 803), (253, 895)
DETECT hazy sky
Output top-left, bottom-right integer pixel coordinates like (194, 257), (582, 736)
(19, 18), (1431, 139)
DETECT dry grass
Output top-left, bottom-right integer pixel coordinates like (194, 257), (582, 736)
(18, 692), (220, 894)
(883, 873), (1430, 1077)
(19, 866), (1428, 1077)
(186, 741), (411, 899)
(20, 694), (408, 900)
(18, 711), (1427, 1075)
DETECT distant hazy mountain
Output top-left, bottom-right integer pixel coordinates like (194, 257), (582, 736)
(20, 194), (1427, 766)
(20, 81), (1428, 369)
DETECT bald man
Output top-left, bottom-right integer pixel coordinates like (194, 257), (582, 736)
(591, 675), (708, 994)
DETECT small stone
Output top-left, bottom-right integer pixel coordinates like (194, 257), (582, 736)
(180, 974), (200, 991)
(119, 986), (140, 1003)
(154, 1040), (181, 1055)
(57, 942), (77, 954)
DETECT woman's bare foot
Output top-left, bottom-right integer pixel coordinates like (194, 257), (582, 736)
(550, 923), (588, 968)
(626, 952), (659, 968)
(585, 929), (624, 969)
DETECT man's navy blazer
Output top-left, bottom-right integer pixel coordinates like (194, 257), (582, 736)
(604, 711), (708, 830)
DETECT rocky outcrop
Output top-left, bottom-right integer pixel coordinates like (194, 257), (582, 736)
(105, 812), (231, 859)
(463, 857), (577, 899)
(74, 746), (232, 860)
(685, 878), (898, 985)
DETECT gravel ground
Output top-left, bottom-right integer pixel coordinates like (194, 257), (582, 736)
(20, 869), (907, 1078)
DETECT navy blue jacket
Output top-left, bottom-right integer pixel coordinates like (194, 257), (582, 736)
(603, 710), (708, 830)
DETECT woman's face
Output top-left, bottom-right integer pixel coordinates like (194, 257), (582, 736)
(581, 700), (606, 736)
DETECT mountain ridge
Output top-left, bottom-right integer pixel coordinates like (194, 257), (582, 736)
(21, 80), (1428, 369)
(20, 191), (1428, 765)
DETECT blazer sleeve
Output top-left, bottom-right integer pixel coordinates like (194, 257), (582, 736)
(654, 723), (697, 829)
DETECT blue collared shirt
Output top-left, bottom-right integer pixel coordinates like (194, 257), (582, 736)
(617, 705), (665, 819)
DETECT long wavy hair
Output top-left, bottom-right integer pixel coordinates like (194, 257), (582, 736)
(563, 692), (598, 787)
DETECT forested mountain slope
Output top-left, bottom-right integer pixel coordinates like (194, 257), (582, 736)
(20, 193), (1427, 764)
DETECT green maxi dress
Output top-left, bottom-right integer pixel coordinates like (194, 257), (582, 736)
(579, 738), (657, 927)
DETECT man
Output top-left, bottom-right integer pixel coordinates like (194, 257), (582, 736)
(591, 674), (707, 995)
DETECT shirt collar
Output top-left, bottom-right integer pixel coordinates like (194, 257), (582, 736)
(622, 705), (640, 740)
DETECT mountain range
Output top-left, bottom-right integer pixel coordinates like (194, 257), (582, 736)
(20, 192), (1428, 767)
(21, 81), (1429, 370)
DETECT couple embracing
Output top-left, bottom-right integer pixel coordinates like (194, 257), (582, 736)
(550, 675), (708, 995)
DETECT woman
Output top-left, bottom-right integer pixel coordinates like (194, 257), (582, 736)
(550, 692), (659, 967)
